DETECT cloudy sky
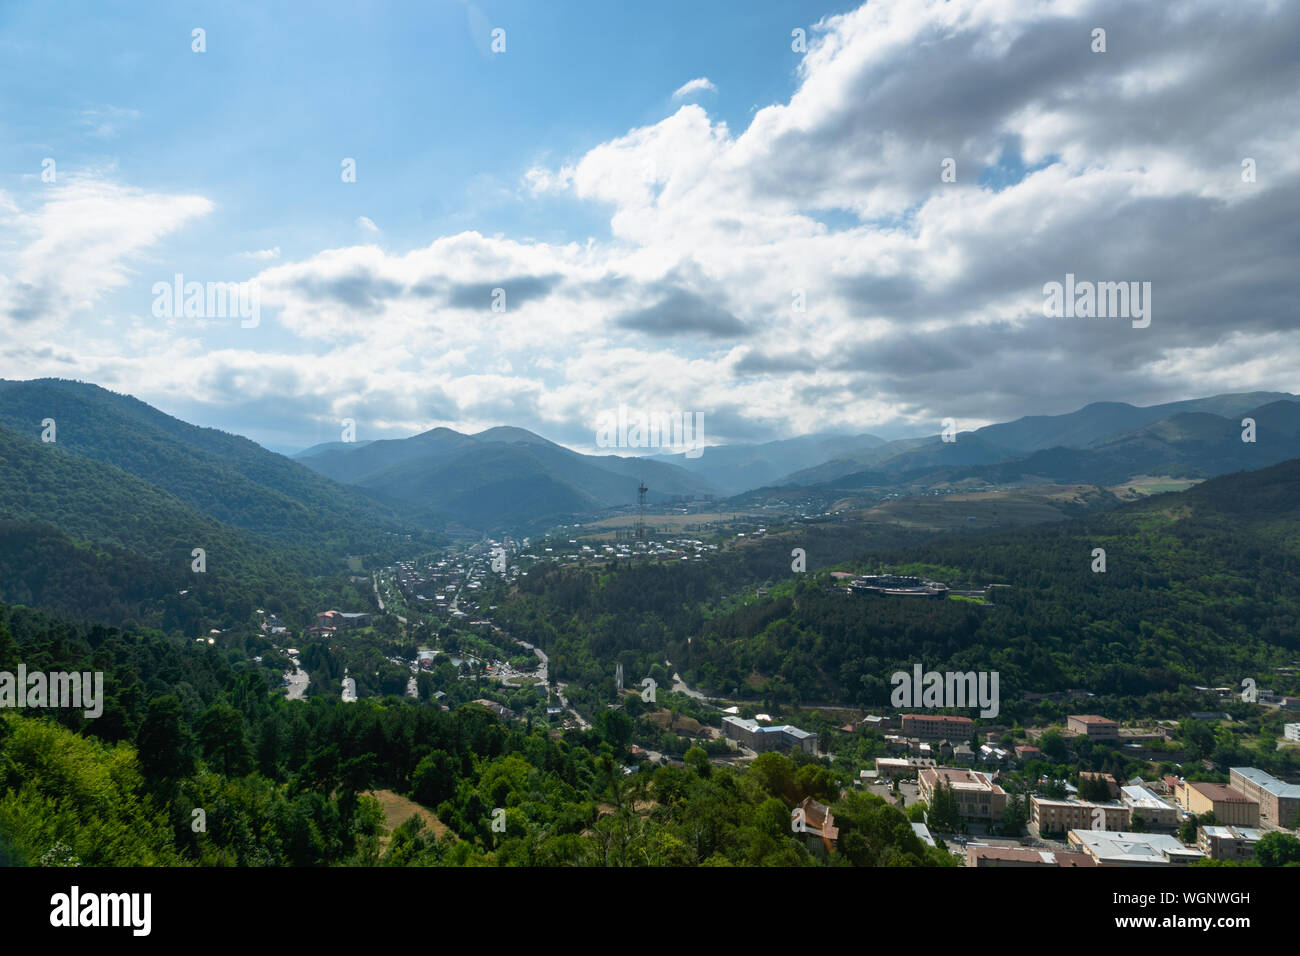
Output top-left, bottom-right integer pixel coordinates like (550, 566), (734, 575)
(1, 0), (1297, 454)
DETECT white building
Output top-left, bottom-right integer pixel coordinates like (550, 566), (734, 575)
(1285, 722), (1300, 742)
(1067, 830), (1204, 866)
(1119, 785), (1180, 828)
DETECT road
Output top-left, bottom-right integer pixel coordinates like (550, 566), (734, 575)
(284, 665), (309, 701)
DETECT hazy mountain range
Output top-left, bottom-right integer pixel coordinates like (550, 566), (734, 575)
(3, 380), (1300, 551)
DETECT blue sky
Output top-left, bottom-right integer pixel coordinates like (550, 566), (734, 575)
(1, 1), (849, 267)
(2, 0), (1298, 454)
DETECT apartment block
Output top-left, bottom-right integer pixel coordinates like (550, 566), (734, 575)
(874, 756), (937, 780)
(1067, 715), (1119, 740)
(1229, 767), (1300, 828)
(1177, 780), (1260, 828)
(901, 713), (974, 743)
(1119, 785), (1180, 829)
(1198, 825), (1262, 862)
(918, 766), (1007, 821)
(1068, 830), (1204, 866)
(722, 715), (818, 754)
(1030, 795), (1131, 836)
(965, 845), (1097, 867)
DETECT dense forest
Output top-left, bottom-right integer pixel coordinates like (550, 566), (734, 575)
(0, 602), (947, 867)
(490, 460), (1300, 724)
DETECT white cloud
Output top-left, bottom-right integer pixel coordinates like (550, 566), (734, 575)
(241, 246), (281, 261)
(5, 0), (1300, 450)
(357, 216), (379, 233)
(672, 77), (716, 100)
(0, 174), (212, 331)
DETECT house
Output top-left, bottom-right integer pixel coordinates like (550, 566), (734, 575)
(472, 699), (517, 721)
(795, 796), (839, 853)
(1015, 745), (1042, 763)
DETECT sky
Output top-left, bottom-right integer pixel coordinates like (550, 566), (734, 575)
(1, 0), (1297, 455)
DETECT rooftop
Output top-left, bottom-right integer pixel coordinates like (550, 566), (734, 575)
(1070, 830), (1204, 865)
(1232, 767), (1300, 798)
(1184, 780), (1253, 803)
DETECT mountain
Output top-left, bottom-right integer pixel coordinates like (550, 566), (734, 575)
(0, 379), (429, 553)
(0, 420), (325, 627)
(803, 400), (1300, 496)
(764, 390), (1300, 494)
(649, 432), (888, 495)
(966, 391), (1299, 455)
(295, 424), (719, 532)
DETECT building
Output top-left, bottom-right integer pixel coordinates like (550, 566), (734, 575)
(1067, 715), (1119, 740)
(315, 609), (371, 629)
(795, 796), (839, 851)
(1119, 785), (1180, 829)
(874, 756), (937, 780)
(1079, 771), (1120, 800)
(1067, 830), (1204, 866)
(1015, 745), (1042, 763)
(901, 713), (974, 743)
(918, 767), (1007, 821)
(1177, 780), (1260, 827)
(1285, 723), (1300, 743)
(965, 846), (1097, 868)
(1198, 825), (1262, 862)
(849, 574), (948, 597)
(472, 699), (517, 721)
(1030, 796), (1131, 836)
(911, 822), (937, 848)
(722, 715), (818, 754)
(1229, 767), (1300, 828)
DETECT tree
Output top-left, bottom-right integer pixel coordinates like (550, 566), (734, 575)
(197, 703), (253, 777)
(1255, 832), (1300, 867)
(596, 709), (633, 756)
(1077, 773), (1112, 802)
(928, 780), (961, 832)
(1039, 731), (1068, 763)
(684, 746), (711, 778)
(1001, 793), (1027, 837)
(135, 695), (195, 782)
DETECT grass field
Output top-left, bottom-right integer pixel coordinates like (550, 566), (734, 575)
(367, 789), (453, 847)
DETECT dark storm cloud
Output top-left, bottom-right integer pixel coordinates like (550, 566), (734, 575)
(445, 274), (561, 308)
(292, 270), (403, 313)
(733, 349), (819, 375)
(614, 288), (751, 339)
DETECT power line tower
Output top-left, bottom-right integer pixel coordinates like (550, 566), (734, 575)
(636, 481), (648, 542)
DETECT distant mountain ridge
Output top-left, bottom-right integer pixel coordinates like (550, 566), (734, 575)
(799, 398), (1300, 496)
(294, 422), (719, 533)
(773, 391), (1300, 488)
